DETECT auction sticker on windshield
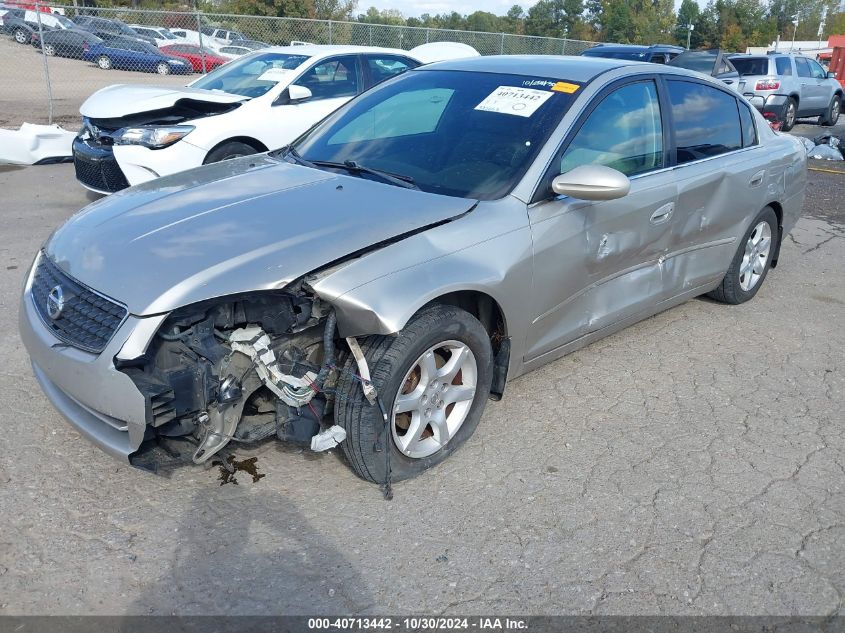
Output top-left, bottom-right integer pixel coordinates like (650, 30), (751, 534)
(257, 68), (293, 83)
(474, 86), (554, 117)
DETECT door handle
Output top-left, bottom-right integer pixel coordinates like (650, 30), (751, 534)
(749, 169), (765, 187)
(649, 202), (674, 225)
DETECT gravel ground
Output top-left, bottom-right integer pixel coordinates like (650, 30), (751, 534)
(0, 161), (844, 614)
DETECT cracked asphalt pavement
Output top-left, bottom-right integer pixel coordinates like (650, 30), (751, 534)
(0, 159), (843, 616)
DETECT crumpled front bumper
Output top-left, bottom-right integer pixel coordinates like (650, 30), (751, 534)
(744, 93), (789, 122)
(18, 260), (165, 462)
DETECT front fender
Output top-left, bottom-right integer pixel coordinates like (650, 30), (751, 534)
(308, 198), (535, 379)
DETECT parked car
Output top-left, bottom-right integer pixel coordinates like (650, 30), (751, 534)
(72, 15), (154, 45)
(581, 43), (685, 64)
(668, 49), (742, 90)
(1, 7), (69, 43)
(168, 27), (225, 52)
(32, 27), (102, 58)
(729, 53), (842, 131)
(159, 43), (228, 72)
(26, 56), (806, 482)
(73, 44), (431, 193)
(128, 24), (180, 47)
(200, 25), (245, 43)
(1, 8), (38, 43)
(82, 40), (192, 75)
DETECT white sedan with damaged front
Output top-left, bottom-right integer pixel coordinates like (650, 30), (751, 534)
(71, 43), (478, 194)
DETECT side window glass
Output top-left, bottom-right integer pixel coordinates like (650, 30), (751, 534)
(650, 54), (666, 64)
(559, 81), (663, 177)
(294, 56), (359, 101)
(668, 80), (742, 163)
(775, 57), (792, 75)
(738, 102), (757, 147)
(367, 55), (414, 85)
(809, 60), (826, 79)
(795, 58), (812, 77)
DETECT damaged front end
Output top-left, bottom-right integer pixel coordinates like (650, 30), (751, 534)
(74, 99), (241, 194)
(121, 284), (348, 470)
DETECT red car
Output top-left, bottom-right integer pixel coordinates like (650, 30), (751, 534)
(159, 44), (227, 72)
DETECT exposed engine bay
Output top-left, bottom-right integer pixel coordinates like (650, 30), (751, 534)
(119, 282), (353, 467)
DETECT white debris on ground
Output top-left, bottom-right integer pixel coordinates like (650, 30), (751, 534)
(800, 133), (844, 161)
(0, 123), (76, 165)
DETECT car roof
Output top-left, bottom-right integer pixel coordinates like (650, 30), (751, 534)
(586, 43), (684, 53)
(259, 44), (417, 58)
(420, 54), (640, 83)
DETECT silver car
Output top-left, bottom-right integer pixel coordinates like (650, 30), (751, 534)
(730, 53), (843, 131)
(19, 56), (807, 486)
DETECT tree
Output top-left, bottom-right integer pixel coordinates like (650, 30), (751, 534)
(603, 0), (635, 42)
(674, 0), (702, 47)
(525, 0), (583, 37)
(504, 4), (526, 33)
(466, 10), (501, 32)
(315, 0), (356, 19)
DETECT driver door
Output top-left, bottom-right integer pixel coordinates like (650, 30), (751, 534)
(525, 79), (679, 362)
(268, 55), (362, 147)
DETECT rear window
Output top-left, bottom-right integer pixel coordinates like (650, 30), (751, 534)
(731, 57), (768, 76)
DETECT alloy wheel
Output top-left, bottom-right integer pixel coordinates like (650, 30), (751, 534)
(14, 29), (27, 43)
(156, 62), (170, 75)
(831, 99), (841, 124)
(739, 221), (772, 292)
(785, 103), (796, 129)
(391, 340), (478, 459)
(44, 44), (55, 56)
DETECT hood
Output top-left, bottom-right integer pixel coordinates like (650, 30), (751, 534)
(46, 156), (476, 316)
(79, 84), (245, 119)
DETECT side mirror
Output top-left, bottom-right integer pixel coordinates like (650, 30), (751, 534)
(287, 84), (312, 102)
(551, 165), (630, 201)
(827, 71), (837, 79)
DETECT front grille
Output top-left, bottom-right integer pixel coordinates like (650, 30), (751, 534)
(72, 137), (130, 193)
(31, 254), (127, 354)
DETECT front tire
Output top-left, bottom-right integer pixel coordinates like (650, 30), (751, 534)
(203, 141), (259, 163)
(781, 97), (797, 131)
(708, 207), (778, 305)
(820, 95), (841, 126)
(156, 61), (171, 75)
(43, 44), (56, 56)
(335, 304), (493, 483)
(97, 55), (112, 70)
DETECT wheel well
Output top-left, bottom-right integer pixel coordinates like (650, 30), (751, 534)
(426, 291), (510, 399)
(789, 93), (799, 106)
(768, 202), (784, 268)
(207, 136), (268, 156)
(428, 291), (507, 342)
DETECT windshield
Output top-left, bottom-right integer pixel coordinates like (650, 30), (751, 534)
(292, 70), (579, 200)
(669, 52), (717, 72)
(191, 52), (311, 97)
(730, 57), (768, 76)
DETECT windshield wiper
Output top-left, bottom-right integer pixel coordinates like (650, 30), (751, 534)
(280, 148), (418, 190)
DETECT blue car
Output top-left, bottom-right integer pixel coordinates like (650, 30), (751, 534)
(83, 40), (191, 75)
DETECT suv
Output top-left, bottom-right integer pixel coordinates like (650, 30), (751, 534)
(730, 53), (843, 130)
(580, 44), (684, 64)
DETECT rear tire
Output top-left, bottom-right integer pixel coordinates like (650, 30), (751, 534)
(708, 207), (778, 305)
(156, 61), (170, 75)
(14, 28), (28, 44)
(43, 44), (56, 56)
(203, 141), (259, 163)
(335, 304), (493, 483)
(820, 95), (841, 126)
(781, 97), (797, 132)
(97, 55), (112, 70)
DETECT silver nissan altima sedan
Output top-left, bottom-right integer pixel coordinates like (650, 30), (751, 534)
(19, 55), (806, 486)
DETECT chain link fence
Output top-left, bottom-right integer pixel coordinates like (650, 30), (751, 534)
(0, 3), (600, 128)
